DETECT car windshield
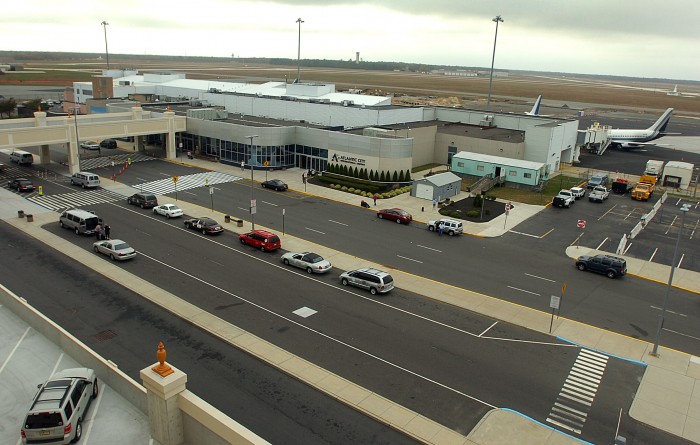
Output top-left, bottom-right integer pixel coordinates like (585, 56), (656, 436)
(19, 180), (32, 185)
(269, 236), (280, 243)
(167, 205), (180, 211)
(114, 242), (130, 250)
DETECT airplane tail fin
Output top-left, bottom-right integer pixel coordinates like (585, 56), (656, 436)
(527, 95), (542, 116)
(648, 108), (674, 133)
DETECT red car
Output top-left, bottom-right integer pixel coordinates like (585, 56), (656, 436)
(239, 230), (281, 252)
(377, 208), (412, 224)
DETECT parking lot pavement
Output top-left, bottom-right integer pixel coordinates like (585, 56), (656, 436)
(0, 300), (153, 445)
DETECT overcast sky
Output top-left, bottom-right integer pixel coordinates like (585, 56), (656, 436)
(3, 0), (699, 81)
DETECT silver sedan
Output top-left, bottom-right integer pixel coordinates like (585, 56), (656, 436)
(93, 239), (136, 261)
(153, 203), (184, 218)
(281, 252), (332, 274)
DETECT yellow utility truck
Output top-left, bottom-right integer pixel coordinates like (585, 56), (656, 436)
(631, 175), (657, 201)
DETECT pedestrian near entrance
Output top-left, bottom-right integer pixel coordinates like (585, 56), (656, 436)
(104, 225), (111, 240)
(437, 222), (443, 236)
(95, 223), (103, 240)
(432, 198), (437, 209)
(302, 172), (306, 183)
(373, 194), (378, 206)
(241, 161), (245, 171)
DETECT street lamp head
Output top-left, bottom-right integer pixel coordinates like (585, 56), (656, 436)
(493, 15), (504, 23)
(101, 21), (109, 26)
(296, 18), (304, 24)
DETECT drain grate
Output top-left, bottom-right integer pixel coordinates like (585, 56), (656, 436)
(93, 329), (117, 342)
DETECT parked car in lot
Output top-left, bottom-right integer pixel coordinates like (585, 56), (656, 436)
(427, 218), (463, 235)
(99, 138), (118, 149)
(184, 217), (224, 235)
(21, 367), (98, 445)
(281, 252), (332, 274)
(127, 193), (158, 209)
(575, 254), (627, 279)
(152, 203), (183, 218)
(261, 179), (288, 191)
(239, 230), (281, 251)
(8, 178), (35, 192)
(340, 268), (394, 295)
(377, 208), (413, 224)
(93, 239), (136, 261)
(570, 187), (586, 199)
(588, 186), (610, 203)
(586, 173), (610, 189)
(79, 141), (100, 150)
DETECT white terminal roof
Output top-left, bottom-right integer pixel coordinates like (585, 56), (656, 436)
(454, 151), (545, 170)
(104, 73), (389, 107)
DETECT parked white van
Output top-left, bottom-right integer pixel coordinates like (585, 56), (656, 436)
(10, 150), (33, 165)
(59, 209), (101, 235)
(70, 172), (100, 188)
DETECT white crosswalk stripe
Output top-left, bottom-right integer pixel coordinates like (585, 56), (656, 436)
(27, 189), (127, 212)
(77, 153), (156, 171)
(546, 348), (608, 435)
(137, 171), (242, 195)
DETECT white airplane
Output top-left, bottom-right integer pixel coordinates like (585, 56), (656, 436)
(667, 85), (680, 96)
(524, 95), (544, 116)
(608, 108), (677, 149)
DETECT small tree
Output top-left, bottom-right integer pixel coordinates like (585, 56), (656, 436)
(379, 170), (386, 182)
(398, 170), (405, 182)
(405, 169), (411, 181)
(353, 166), (359, 178)
(473, 194), (483, 208)
(392, 171), (399, 182)
(0, 98), (17, 119)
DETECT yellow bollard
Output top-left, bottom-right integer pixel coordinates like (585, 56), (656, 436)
(38, 185), (43, 196)
(205, 177), (209, 187)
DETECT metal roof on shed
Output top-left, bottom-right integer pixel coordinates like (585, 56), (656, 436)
(420, 171), (462, 187)
(454, 151), (544, 170)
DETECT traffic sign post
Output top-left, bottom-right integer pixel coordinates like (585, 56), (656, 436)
(209, 186), (214, 211)
(503, 202), (513, 230)
(549, 295), (561, 333)
(172, 176), (179, 201)
(576, 219), (586, 247)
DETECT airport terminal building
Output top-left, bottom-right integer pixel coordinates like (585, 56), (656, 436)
(69, 70), (579, 184)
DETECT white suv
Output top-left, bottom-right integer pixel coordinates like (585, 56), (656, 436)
(427, 218), (463, 236)
(21, 368), (98, 444)
(340, 268), (394, 295)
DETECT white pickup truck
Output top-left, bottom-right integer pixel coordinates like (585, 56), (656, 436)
(588, 186), (610, 202)
(553, 189), (576, 208)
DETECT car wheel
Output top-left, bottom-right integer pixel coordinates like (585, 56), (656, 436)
(306, 267), (313, 274)
(17, 187), (21, 192)
(607, 271), (617, 279)
(428, 226), (435, 232)
(75, 228), (80, 235)
(141, 203), (145, 209)
(283, 258), (290, 265)
(448, 230), (455, 236)
(260, 246), (266, 252)
(202, 229), (207, 235)
(240, 238), (246, 245)
(166, 214), (171, 219)
(341, 278), (349, 286)
(370, 287), (378, 295)
(92, 380), (99, 399)
(378, 214), (383, 219)
(262, 184), (266, 188)
(94, 246), (99, 253)
(60, 221), (65, 228)
(110, 254), (116, 261)
(82, 183), (86, 189)
(396, 219), (401, 224)
(71, 179), (75, 185)
(72, 420), (82, 443)
(577, 263), (586, 271)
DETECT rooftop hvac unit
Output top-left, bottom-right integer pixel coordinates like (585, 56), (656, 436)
(479, 115), (494, 127)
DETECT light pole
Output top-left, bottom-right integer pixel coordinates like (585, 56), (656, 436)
(72, 107), (81, 163)
(101, 21), (110, 70)
(296, 18), (304, 83)
(247, 135), (259, 230)
(652, 203), (690, 356)
(486, 15), (504, 111)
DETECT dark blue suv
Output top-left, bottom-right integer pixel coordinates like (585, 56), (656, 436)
(576, 254), (627, 279)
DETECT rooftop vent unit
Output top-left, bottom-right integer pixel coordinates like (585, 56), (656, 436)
(479, 115), (494, 127)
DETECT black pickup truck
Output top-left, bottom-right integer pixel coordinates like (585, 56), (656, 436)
(552, 196), (570, 208)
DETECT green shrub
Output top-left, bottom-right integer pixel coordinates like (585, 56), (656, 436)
(348, 187), (355, 193)
(341, 186), (348, 192)
(473, 194), (483, 208)
(466, 210), (480, 217)
(354, 189), (362, 195)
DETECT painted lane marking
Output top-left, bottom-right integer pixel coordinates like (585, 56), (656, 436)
(524, 273), (556, 283)
(663, 328), (700, 341)
(648, 248), (658, 262)
(329, 220), (348, 226)
(397, 255), (422, 263)
(417, 244), (442, 252)
(478, 322), (498, 337)
(595, 237), (608, 250)
(507, 286), (541, 296)
(650, 306), (688, 317)
(305, 227), (326, 234)
(262, 200), (278, 206)
(509, 230), (541, 238)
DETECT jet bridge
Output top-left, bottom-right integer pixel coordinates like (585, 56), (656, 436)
(581, 122), (611, 155)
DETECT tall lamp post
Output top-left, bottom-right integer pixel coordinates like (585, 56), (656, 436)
(101, 21), (110, 70)
(486, 15), (504, 111)
(652, 203), (691, 356)
(72, 107), (81, 163)
(247, 135), (259, 230)
(296, 18), (304, 83)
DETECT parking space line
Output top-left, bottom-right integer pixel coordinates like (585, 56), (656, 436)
(598, 204), (618, 221)
(478, 321), (498, 337)
(81, 381), (106, 444)
(0, 327), (30, 375)
(595, 237), (608, 250)
(650, 306), (688, 317)
(678, 254), (686, 269)
(649, 248), (658, 262)
(665, 216), (678, 235)
(623, 243), (632, 254)
(524, 273), (556, 283)
(507, 286), (541, 296)
(305, 227), (325, 234)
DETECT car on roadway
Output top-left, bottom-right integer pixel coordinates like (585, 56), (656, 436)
(261, 179), (288, 191)
(79, 141), (100, 150)
(8, 178), (35, 192)
(281, 252), (332, 274)
(99, 138), (118, 149)
(21, 367), (98, 445)
(184, 217), (224, 235)
(239, 230), (281, 251)
(427, 218), (463, 236)
(575, 254), (627, 279)
(93, 239), (136, 261)
(127, 193), (158, 209)
(377, 208), (413, 224)
(152, 203), (184, 218)
(340, 268), (394, 295)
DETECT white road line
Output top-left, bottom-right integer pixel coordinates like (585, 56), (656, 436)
(183, 191), (197, 196)
(507, 285), (541, 296)
(417, 244), (442, 252)
(508, 230), (540, 238)
(0, 327), (30, 375)
(678, 253), (685, 269)
(524, 273), (555, 282)
(546, 418), (581, 435)
(237, 206), (248, 212)
(649, 248), (658, 262)
(478, 322), (498, 337)
(596, 237), (608, 250)
(666, 216), (678, 235)
(305, 227), (326, 234)
(329, 220), (348, 226)
(210, 260), (225, 267)
(650, 306), (688, 317)
(598, 204), (618, 221)
(262, 200), (278, 206)
(663, 328), (700, 341)
(159, 172), (170, 176)
(397, 255), (422, 263)
(554, 402), (588, 417)
(81, 380), (106, 444)
(623, 243), (632, 254)
(551, 406), (587, 423)
(558, 391), (592, 407)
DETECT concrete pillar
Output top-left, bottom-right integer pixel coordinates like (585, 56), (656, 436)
(33, 111), (52, 165)
(65, 116), (81, 175)
(140, 343), (186, 445)
(164, 110), (177, 160)
(136, 135), (146, 152)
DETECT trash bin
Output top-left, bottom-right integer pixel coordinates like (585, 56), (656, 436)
(225, 215), (231, 223)
(26, 214), (34, 222)
(237, 219), (243, 228)
(18, 210), (25, 218)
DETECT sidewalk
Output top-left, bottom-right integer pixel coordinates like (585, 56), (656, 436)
(3, 151), (699, 444)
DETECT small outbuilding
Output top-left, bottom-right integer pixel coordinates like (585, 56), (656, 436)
(411, 171), (462, 201)
(450, 151), (546, 187)
(662, 161), (694, 190)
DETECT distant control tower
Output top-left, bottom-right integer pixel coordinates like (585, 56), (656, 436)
(356, 52), (360, 64)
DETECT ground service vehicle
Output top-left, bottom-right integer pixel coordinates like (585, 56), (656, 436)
(644, 160), (665, 177)
(631, 175), (657, 200)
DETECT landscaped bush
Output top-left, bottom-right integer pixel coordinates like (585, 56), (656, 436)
(341, 186), (348, 192)
(348, 187), (355, 193)
(354, 189), (362, 195)
(466, 210), (480, 218)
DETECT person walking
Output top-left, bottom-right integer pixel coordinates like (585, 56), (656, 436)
(95, 223), (103, 240)
(241, 161), (245, 172)
(373, 194), (378, 206)
(432, 198), (437, 209)
(104, 225), (111, 240)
